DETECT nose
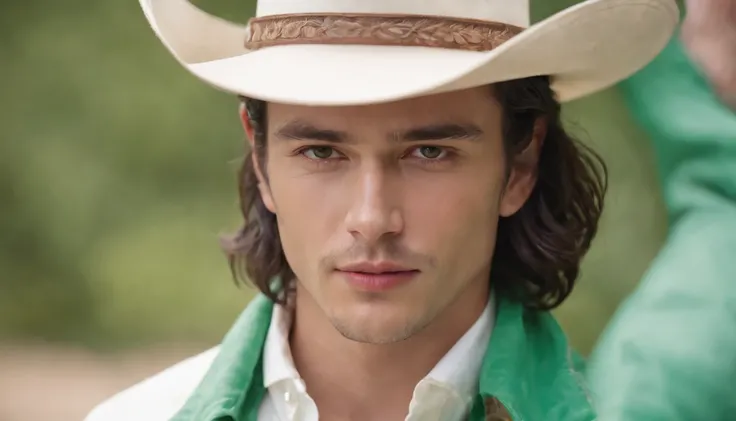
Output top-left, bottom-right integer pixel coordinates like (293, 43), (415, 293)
(344, 166), (404, 244)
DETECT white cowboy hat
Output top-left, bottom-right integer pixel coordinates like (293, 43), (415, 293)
(139, 0), (679, 106)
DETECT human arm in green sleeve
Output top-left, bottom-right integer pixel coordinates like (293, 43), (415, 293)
(586, 33), (736, 421)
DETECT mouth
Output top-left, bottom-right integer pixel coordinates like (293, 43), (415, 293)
(336, 262), (420, 292)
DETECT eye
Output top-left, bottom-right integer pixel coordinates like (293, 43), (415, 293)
(302, 146), (339, 160)
(411, 146), (447, 160)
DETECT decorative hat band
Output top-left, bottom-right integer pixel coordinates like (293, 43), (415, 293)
(245, 13), (525, 52)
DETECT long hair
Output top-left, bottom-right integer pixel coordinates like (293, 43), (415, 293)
(223, 76), (607, 310)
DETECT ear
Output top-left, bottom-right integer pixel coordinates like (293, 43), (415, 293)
(499, 117), (546, 217)
(239, 103), (256, 147)
(240, 103), (277, 214)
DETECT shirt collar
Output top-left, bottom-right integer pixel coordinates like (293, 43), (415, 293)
(262, 296), (299, 388)
(423, 295), (494, 398)
(263, 295), (494, 398)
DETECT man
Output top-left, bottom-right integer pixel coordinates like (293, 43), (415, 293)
(86, 0), (679, 420)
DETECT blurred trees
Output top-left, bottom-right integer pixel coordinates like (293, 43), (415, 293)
(0, 0), (667, 353)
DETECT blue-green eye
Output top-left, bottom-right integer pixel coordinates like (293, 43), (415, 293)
(413, 146), (447, 159)
(303, 146), (337, 159)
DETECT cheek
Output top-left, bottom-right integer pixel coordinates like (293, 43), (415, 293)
(403, 165), (504, 270)
(266, 161), (348, 274)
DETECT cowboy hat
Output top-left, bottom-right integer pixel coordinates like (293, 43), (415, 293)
(139, 0), (679, 106)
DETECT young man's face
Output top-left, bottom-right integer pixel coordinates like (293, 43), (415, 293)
(250, 86), (538, 344)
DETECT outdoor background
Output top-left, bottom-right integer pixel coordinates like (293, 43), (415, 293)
(1, 0), (674, 419)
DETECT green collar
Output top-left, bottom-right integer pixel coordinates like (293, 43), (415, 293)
(171, 293), (595, 421)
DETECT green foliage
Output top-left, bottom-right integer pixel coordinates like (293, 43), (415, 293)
(0, 0), (665, 354)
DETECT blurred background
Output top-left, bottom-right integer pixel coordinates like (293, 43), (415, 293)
(1, 0), (673, 419)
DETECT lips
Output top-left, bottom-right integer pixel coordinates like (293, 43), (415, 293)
(336, 262), (419, 292)
(338, 261), (414, 274)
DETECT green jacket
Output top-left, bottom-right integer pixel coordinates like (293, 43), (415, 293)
(171, 293), (595, 421)
(587, 34), (736, 420)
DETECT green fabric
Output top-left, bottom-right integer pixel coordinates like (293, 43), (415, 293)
(171, 292), (595, 421)
(587, 33), (736, 421)
(171, 294), (272, 421)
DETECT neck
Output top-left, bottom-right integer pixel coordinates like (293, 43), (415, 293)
(289, 278), (489, 421)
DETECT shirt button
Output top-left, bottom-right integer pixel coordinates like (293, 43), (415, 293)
(284, 391), (292, 402)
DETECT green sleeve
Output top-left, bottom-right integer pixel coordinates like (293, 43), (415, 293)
(586, 33), (736, 421)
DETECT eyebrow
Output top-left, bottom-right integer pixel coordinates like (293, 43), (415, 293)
(397, 123), (484, 142)
(273, 120), (484, 143)
(274, 120), (348, 142)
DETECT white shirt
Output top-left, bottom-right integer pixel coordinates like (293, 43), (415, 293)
(258, 299), (494, 421)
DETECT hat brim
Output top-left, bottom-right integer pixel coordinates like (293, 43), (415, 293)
(140, 0), (680, 105)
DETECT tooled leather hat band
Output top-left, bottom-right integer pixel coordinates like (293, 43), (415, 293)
(245, 13), (525, 52)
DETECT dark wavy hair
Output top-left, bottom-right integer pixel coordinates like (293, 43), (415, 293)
(223, 76), (607, 311)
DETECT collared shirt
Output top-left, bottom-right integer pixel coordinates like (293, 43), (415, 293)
(258, 297), (494, 421)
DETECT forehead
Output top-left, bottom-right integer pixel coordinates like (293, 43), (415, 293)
(267, 86), (501, 128)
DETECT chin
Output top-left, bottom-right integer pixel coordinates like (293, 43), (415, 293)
(327, 301), (427, 344)
(333, 322), (415, 344)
